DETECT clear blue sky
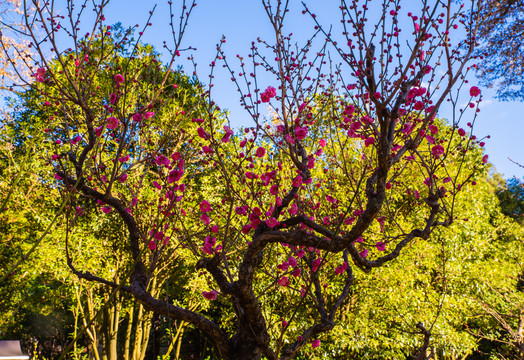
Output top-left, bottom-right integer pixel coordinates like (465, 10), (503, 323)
(95, 1), (524, 179)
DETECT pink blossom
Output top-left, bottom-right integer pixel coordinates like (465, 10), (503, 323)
(202, 290), (217, 300)
(270, 184), (279, 195)
(148, 240), (157, 251)
(375, 241), (386, 251)
(202, 146), (213, 154)
(311, 340), (320, 348)
(364, 137), (375, 147)
(288, 256), (298, 267)
(319, 139), (326, 147)
(469, 86), (481, 97)
(119, 154), (130, 163)
(156, 155), (170, 166)
(235, 206), (247, 216)
(295, 126), (308, 140)
(458, 128), (466, 136)
(222, 126), (234, 143)
(266, 218), (280, 228)
(71, 135), (81, 145)
(106, 116), (119, 130)
(260, 86), (277, 103)
(200, 200), (212, 213)
(311, 258), (322, 272)
(360, 249), (368, 258)
(54, 173), (63, 181)
(288, 203), (298, 216)
(110, 93), (117, 104)
(201, 236), (216, 254)
(431, 144), (445, 158)
(277, 276), (290, 287)
(335, 262), (347, 275)
(256, 146), (266, 158)
(293, 176), (303, 188)
(153, 181), (162, 190)
(265, 86), (276, 98)
(168, 169), (183, 183)
(114, 74), (124, 83)
(197, 127), (209, 140)
(429, 125), (438, 134)
(482, 154), (488, 164)
(119, 173), (128, 183)
(75, 206), (85, 217)
(35, 67), (46, 82)
(345, 217), (355, 225)
(145, 112), (155, 119)
(298, 102), (307, 112)
(101, 206), (112, 214)
(200, 214), (210, 226)
(414, 101), (424, 110)
(133, 113), (142, 122)
(261, 93), (270, 103)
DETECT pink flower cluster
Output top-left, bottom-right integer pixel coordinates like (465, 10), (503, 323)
(35, 67), (46, 83)
(202, 290), (217, 300)
(260, 86), (277, 103)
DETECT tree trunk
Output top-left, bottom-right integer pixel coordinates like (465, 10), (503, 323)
(227, 336), (264, 360)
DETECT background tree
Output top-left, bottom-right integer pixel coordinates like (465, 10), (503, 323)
(0, 24), (214, 360)
(0, 0), (32, 91)
(496, 177), (524, 224)
(475, 0), (524, 101)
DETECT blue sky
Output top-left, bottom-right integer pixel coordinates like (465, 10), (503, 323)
(94, 1), (524, 179)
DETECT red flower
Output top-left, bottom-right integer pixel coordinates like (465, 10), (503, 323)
(266, 218), (279, 228)
(265, 86), (276, 97)
(295, 126), (308, 140)
(277, 276), (289, 287)
(431, 144), (445, 158)
(469, 86), (481, 97)
(197, 127), (209, 139)
(200, 200), (211, 213)
(364, 137), (375, 147)
(202, 290), (217, 300)
(106, 116), (119, 130)
(256, 146), (266, 158)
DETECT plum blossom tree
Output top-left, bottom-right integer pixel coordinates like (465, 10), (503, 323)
(2, 0), (489, 358)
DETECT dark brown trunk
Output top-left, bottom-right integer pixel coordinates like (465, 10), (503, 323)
(227, 336), (263, 360)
